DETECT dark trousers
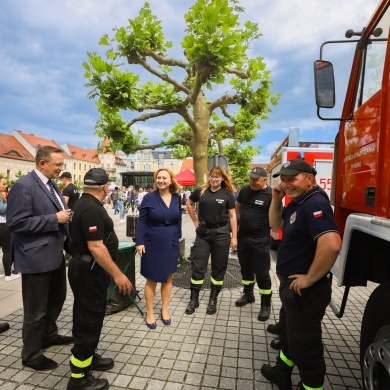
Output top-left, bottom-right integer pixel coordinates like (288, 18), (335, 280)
(68, 259), (110, 361)
(278, 275), (331, 388)
(0, 223), (11, 276)
(237, 235), (271, 291)
(21, 259), (66, 361)
(191, 225), (230, 289)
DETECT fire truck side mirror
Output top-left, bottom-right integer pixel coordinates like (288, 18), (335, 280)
(314, 60), (335, 109)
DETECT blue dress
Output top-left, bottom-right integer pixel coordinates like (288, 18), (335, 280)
(136, 190), (182, 283)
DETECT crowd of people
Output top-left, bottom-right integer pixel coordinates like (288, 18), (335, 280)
(0, 147), (341, 390)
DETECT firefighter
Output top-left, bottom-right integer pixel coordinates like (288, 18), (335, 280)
(185, 166), (237, 316)
(262, 159), (341, 390)
(67, 168), (132, 390)
(235, 167), (273, 321)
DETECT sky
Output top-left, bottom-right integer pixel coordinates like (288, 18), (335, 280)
(0, 0), (380, 164)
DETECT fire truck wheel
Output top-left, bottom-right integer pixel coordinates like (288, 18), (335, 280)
(360, 282), (390, 389)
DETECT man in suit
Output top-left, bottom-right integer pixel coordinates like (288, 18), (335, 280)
(7, 145), (73, 371)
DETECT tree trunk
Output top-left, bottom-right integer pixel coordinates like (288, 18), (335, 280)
(191, 92), (211, 186)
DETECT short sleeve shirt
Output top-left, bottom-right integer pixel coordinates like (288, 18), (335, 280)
(190, 187), (235, 226)
(277, 186), (339, 276)
(62, 183), (80, 209)
(69, 193), (119, 260)
(237, 184), (272, 236)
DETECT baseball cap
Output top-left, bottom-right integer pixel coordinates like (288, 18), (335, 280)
(272, 159), (314, 178)
(59, 171), (72, 179)
(84, 168), (109, 185)
(249, 167), (267, 178)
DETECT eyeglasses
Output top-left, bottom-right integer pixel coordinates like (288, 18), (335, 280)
(210, 176), (222, 180)
(45, 161), (64, 168)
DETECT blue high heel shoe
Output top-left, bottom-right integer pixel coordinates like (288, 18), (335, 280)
(161, 310), (171, 326)
(145, 320), (157, 329)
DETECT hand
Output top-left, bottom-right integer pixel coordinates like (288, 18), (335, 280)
(136, 245), (145, 257)
(56, 209), (71, 224)
(114, 274), (133, 294)
(272, 184), (285, 201)
(289, 274), (313, 296)
(193, 220), (199, 228)
(230, 237), (237, 249)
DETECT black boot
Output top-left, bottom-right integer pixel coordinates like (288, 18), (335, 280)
(185, 288), (200, 315)
(267, 321), (282, 335)
(67, 362), (109, 390)
(261, 357), (293, 390)
(235, 284), (255, 307)
(270, 337), (282, 350)
(258, 293), (272, 321)
(206, 288), (220, 315)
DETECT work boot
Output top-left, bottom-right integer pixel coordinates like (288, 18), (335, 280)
(67, 362), (109, 390)
(258, 293), (272, 321)
(235, 284), (255, 307)
(270, 337), (282, 350)
(90, 353), (114, 371)
(185, 288), (200, 315)
(296, 382), (304, 390)
(261, 357), (293, 390)
(267, 321), (282, 335)
(206, 288), (220, 315)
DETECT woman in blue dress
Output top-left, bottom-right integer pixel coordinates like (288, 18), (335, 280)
(136, 168), (182, 329)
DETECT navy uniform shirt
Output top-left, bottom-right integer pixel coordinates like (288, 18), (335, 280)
(277, 186), (339, 276)
(70, 193), (118, 261)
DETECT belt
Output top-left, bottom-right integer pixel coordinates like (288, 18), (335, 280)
(79, 254), (94, 263)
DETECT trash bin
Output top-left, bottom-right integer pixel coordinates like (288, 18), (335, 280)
(106, 241), (136, 315)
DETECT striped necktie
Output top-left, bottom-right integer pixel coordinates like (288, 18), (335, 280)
(48, 180), (63, 211)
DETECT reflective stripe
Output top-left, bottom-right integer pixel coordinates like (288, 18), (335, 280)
(301, 383), (323, 390)
(71, 355), (93, 368)
(242, 280), (255, 286)
(210, 276), (223, 286)
(71, 372), (84, 379)
(191, 278), (204, 285)
(279, 350), (294, 367)
(259, 288), (272, 295)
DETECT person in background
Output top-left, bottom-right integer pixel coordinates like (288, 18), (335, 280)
(185, 166), (237, 316)
(7, 146), (73, 371)
(110, 188), (119, 214)
(67, 168), (132, 390)
(136, 168), (182, 329)
(117, 186), (127, 222)
(0, 175), (19, 282)
(261, 159), (341, 390)
(136, 188), (146, 211)
(59, 172), (80, 209)
(235, 167), (273, 321)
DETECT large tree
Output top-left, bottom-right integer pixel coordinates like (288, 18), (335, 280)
(84, 0), (279, 185)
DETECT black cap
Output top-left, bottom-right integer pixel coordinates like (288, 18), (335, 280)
(59, 171), (72, 179)
(249, 167), (267, 178)
(272, 159), (314, 178)
(84, 168), (109, 185)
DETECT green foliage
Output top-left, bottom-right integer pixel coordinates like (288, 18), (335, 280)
(83, 0), (279, 182)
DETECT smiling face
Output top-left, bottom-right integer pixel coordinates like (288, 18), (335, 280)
(156, 170), (172, 192)
(280, 172), (314, 200)
(38, 152), (65, 179)
(249, 176), (267, 191)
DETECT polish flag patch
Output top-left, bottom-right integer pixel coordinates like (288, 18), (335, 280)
(89, 226), (98, 233)
(313, 210), (323, 219)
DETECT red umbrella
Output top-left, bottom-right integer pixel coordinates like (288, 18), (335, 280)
(175, 169), (196, 186)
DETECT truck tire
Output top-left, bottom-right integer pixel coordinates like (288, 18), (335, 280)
(360, 282), (390, 389)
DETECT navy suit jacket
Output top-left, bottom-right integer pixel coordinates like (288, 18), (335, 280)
(6, 170), (70, 273)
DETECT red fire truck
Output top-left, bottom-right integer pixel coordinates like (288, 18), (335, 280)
(267, 133), (334, 248)
(314, 1), (390, 388)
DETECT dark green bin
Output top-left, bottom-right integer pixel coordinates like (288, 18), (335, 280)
(106, 241), (136, 315)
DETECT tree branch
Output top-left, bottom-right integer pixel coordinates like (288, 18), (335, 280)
(208, 94), (240, 112)
(125, 110), (176, 128)
(224, 67), (250, 79)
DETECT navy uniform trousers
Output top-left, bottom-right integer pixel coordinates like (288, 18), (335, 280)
(68, 258), (110, 361)
(278, 275), (331, 388)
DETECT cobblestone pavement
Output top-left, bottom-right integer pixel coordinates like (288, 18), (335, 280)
(0, 210), (372, 389)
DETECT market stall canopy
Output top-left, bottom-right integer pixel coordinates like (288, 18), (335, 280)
(175, 169), (195, 186)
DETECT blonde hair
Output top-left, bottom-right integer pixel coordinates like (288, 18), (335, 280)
(200, 166), (234, 195)
(153, 168), (181, 193)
